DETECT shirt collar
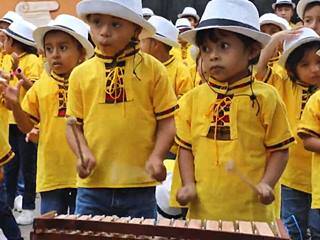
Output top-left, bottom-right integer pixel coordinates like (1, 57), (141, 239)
(207, 75), (253, 95)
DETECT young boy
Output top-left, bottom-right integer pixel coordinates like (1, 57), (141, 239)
(272, 0), (296, 28)
(140, 15), (193, 98)
(66, 0), (177, 218)
(172, 0), (294, 222)
(297, 0), (320, 35)
(177, 7), (199, 28)
(3, 14), (94, 215)
(259, 13), (290, 36)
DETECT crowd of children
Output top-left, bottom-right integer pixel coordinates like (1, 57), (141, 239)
(0, 0), (320, 239)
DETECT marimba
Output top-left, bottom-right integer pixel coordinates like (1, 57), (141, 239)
(31, 212), (290, 240)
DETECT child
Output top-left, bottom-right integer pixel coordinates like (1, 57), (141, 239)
(260, 13), (290, 36)
(1, 18), (40, 225)
(3, 14), (94, 215)
(172, 0), (294, 222)
(0, 79), (22, 239)
(140, 15), (193, 98)
(258, 27), (320, 239)
(272, 0), (296, 28)
(66, 0), (177, 218)
(297, 0), (320, 35)
(142, 8), (154, 20)
(177, 7), (199, 28)
(298, 74), (320, 239)
(171, 18), (194, 67)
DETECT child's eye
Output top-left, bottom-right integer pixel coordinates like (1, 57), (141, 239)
(220, 42), (229, 49)
(201, 46), (210, 53)
(45, 46), (53, 53)
(92, 18), (101, 26)
(60, 45), (68, 51)
(111, 22), (121, 28)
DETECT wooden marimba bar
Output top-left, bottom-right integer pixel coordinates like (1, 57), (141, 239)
(30, 212), (290, 240)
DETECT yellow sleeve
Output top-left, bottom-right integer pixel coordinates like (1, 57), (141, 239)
(66, 67), (84, 123)
(153, 63), (178, 120)
(175, 63), (193, 98)
(298, 91), (320, 138)
(174, 93), (192, 150)
(21, 83), (40, 124)
(262, 89), (295, 151)
(23, 55), (42, 83)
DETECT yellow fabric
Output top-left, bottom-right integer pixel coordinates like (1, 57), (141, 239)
(21, 71), (77, 192)
(170, 44), (194, 67)
(171, 76), (294, 222)
(67, 50), (178, 188)
(263, 65), (314, 193)
(163, 56), (193, 98)
(298, 90), (320, 208)
(189, 63), (202, 87)
(0, 99), (14, 167)
(2, 53), (42, 124)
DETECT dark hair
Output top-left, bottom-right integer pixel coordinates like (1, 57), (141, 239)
(195, 29), (260, 65)
(285, 41), (320, 82)
(304, 2), (320, 18)
(43, 30), (85, 52)
(12, 38), (37, 55)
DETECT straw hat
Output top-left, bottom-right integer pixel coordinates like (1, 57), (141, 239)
(142, 8), (154, 18)
(175, 18), (192, 31)
(0, 11), (23, 25)
(259, 13), (290, 31)
(178, 7), (200, 21)
(272, 0), (296, 10)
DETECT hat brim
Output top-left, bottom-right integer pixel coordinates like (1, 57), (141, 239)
(77, 0), (156, 38)
(180, 25), (271, 47)
(260, 20), (289, 31)
(297, 0), (320, 19)
(140, 31), (180, 48)
(272, 2), (296, 10)
(177, 13), (200, 21)
(33, 25), (94, 59)
(279, 37), (320, 66)
(1, 29), (35, 47)
(317, 49), (320, 56)
(0, 19), (12, 25)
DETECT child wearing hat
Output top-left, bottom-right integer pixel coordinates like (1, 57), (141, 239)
(171, 0), (294, 222)
(177, 7), (200, 28)
(142, 8), (154, 20)
(0, 18), (41, 225)
(140, 15), (193, 98)
(2, 14), (94, 215)
(170, 18), (195, 67)
(297, 0), (320, 35)
(273, 0), (296, 28)
(66, 0), (177, 218)
(258, 27), (320, 239)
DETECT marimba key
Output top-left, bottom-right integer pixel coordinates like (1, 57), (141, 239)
(254, 221), (275, 237)
(221, 221), (235, 232)
(237, 221), (254, 234)
(187, 219), (202, 229)
(172, 219), (186, 228)
(205, 220), (219, 231)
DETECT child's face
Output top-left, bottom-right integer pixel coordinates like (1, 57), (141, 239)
(0, 22), (10, 45)
(88, 14), (140, 56)
(275, 5), (294, 22)
(199, 30), (258, 84)
(261, 24), (282, 36)
(303, 5), (320, 35)
(186, 16), (198, 28)
(44, 31), (85, 77)
(3, 35), (13, 54)
(296, 47), (320, 86)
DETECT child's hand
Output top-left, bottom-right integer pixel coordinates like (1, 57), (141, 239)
(2, 80), (22, 110)
(176, 183), (197, 206)
(145, 154), (167, 182)
(256, 182), (275, 205)
(77, 148), (96, 179)
(272, 29), (302, 45)
(26, 128), (39, 143)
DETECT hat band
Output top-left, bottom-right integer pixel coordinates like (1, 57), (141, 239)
(1, 18), (13, 23)
(6, 28), (34, 43)
(177, 25), (192, 29)
(55, 25), (76, 33)
(198, 18), (259, 31)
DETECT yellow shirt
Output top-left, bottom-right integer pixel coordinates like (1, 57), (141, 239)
(170, 44), (194, 67)
(189, 63), (202, 87)
(263, 66), (315, 193)
(67, 50), (178, 188)
(163, 56), (192, 98)
(0, 99), (14, 167)
(298, 90), (320, 208)
(172, 76), (294, 222)
(21, 71), (77, 192)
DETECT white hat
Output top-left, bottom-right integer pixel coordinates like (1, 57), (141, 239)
(272, 0), (296, 10)
(33, 14), (94, 59)
(0, 11), (23, 25)
(181, 0), (270, 47)
(279, 27), (320, 66)
(142, 8), (154, 17)
(1, 19), (36, 46)
(140, 15), (179, 48)
(178, 7), (200, 21)
(317, 49), (320, 56)
(175, 18), (192, 31)
(76, 0), (155, 38)
(259, 13), (290, 31)
(297, 0), (320, 19)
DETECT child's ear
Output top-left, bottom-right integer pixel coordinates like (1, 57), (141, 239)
(248, 42), (261, 63)
(134, 26), (142, 39)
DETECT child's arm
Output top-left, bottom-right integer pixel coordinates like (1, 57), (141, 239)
(176, 147), (197, 206)
(299, 133), (320, 153)
(145, 116), (176, 182)
(2, 80), (34, 133)
(66, 123), (96, 179)
(256, 148), (288, 205)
